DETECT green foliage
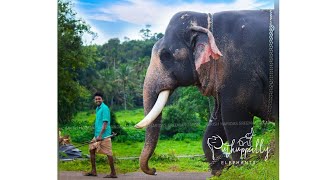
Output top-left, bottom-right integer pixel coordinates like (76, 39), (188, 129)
(253, 116), (263, 135)
(59, 111), (125, 143)
(161, 105), (201, 137)
(139, 24), (164, 41)
(112, 108), (146, 142)
(110, 111), (127, 137)
(172, 133), (202, 141)
(58, 3), (163, 124)
(209, 156), (278, 180)
(114, 130), (145, 143)
(59, 152), (68, 158)
(171, 86), (211, 121)
(59, 131), (277, 177)
(59, 139), (207, 173)
(61, 125), (93, 143)
(58, 0), (97, 123)
(114, 109), (145, 124)
(161, 87), (209, 137)
(85, 38), (156, 111)
(253, 116), (276, 136)
(59, 108), (277, 178)
(151, 151), (178, 162)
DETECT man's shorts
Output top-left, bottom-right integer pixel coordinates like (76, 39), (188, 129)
(89, 137), (113, 156)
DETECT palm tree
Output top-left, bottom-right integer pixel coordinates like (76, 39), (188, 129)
(115, 64), (134, 110)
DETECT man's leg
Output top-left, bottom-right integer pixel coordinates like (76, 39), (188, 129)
(89, 149), (97, 175)
(84, 148), (97, 176)
(102, 138), (117, 178)
(106, 155), (117, 177)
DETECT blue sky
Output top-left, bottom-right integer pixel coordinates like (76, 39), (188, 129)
(73, 0), (274, 44)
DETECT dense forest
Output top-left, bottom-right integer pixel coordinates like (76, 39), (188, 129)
(58, 0), (211, 126)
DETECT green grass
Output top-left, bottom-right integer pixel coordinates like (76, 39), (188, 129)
(114, 108), (144, 125)
(59, 157), (209, 174)
(59, 131), (277, 176)
(209, 155), (279, 180)
(58, 139), (208, 173)
(72, 139), (204, 158)
(59, 108), (278, 178)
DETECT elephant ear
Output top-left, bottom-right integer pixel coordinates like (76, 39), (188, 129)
(190, 26), (223, 71)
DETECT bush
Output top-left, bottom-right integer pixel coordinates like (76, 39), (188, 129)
(267, 122), (276, 132)
(160, 87), (210, 138)
(61, 125), (93, 143)
(170, 87), (211, 122)
(172, 133), (202, 141)
(161, 105), (202, 137)
(59, 111), (126, 143)
(151, 150), (178, 162)
(114, 129), (145, 142)
(253, 116), (276, 136)
(110, 111), (127, 136)
(253, 116), (263, 136)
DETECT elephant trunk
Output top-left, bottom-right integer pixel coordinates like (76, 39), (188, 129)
(136, 41), (174, 175)
(138, 80), (162, 175)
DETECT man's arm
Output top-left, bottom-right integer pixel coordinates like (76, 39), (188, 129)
(97, 122), (107, 141)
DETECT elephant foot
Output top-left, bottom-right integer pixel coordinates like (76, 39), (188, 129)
(209, 153), (231, 176)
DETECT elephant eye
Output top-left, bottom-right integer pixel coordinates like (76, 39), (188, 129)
(159, 49), (173, 62)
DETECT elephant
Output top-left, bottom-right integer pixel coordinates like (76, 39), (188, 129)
(135, 9), (278, 176)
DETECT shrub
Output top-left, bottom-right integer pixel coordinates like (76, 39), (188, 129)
(160, 87), (210, 138)
(61, 125), (93, 143)
(267, 122), (276, 132)
(253, 116), (276, 136)
(170, 87), (211, 121)
(110, 111), (127, 136)
(114, 129), (145, 142)
(59, 111), (126, 143)
(172, 133), (202, 141)
(151, 150), (178, 162)
(161, 105), (202, 137)
(253, 116), (263, 136)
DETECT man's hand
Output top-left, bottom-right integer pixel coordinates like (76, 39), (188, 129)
(96, 136), (103, 141)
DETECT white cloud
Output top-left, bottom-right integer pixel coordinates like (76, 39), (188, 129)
(79, 0), (273, 44)
(86, 14), (117, 22)
(82, 23), (111, 45)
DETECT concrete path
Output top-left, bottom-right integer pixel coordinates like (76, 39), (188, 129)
(59, 171), (212, 180)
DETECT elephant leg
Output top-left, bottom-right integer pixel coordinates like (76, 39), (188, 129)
(221, 101), (253, 164)
(202, 97), (229, 176)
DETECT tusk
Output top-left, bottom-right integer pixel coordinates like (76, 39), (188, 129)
(135, 90), (170, 129)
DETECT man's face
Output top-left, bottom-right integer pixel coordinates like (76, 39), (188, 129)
(94, 96), (103, 106)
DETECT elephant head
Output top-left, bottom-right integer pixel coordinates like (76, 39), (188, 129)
(134, 11), (223, 175)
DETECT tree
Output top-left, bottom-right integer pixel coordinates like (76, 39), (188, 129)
(139, 24), (152, 40)
(58, 0), (96, 123)
(139, 24), (164, 41)
(115, 64), (135, 110)
(161, 87), (211, 137)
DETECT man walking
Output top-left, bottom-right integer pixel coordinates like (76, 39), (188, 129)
(84, 92), (117, 178)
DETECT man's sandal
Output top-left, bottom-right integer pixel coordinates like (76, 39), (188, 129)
(103, 174), (117, 178)
(83, 172), (97, 176)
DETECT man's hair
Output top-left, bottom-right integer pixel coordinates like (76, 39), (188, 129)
(94, 92), (104, 99)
